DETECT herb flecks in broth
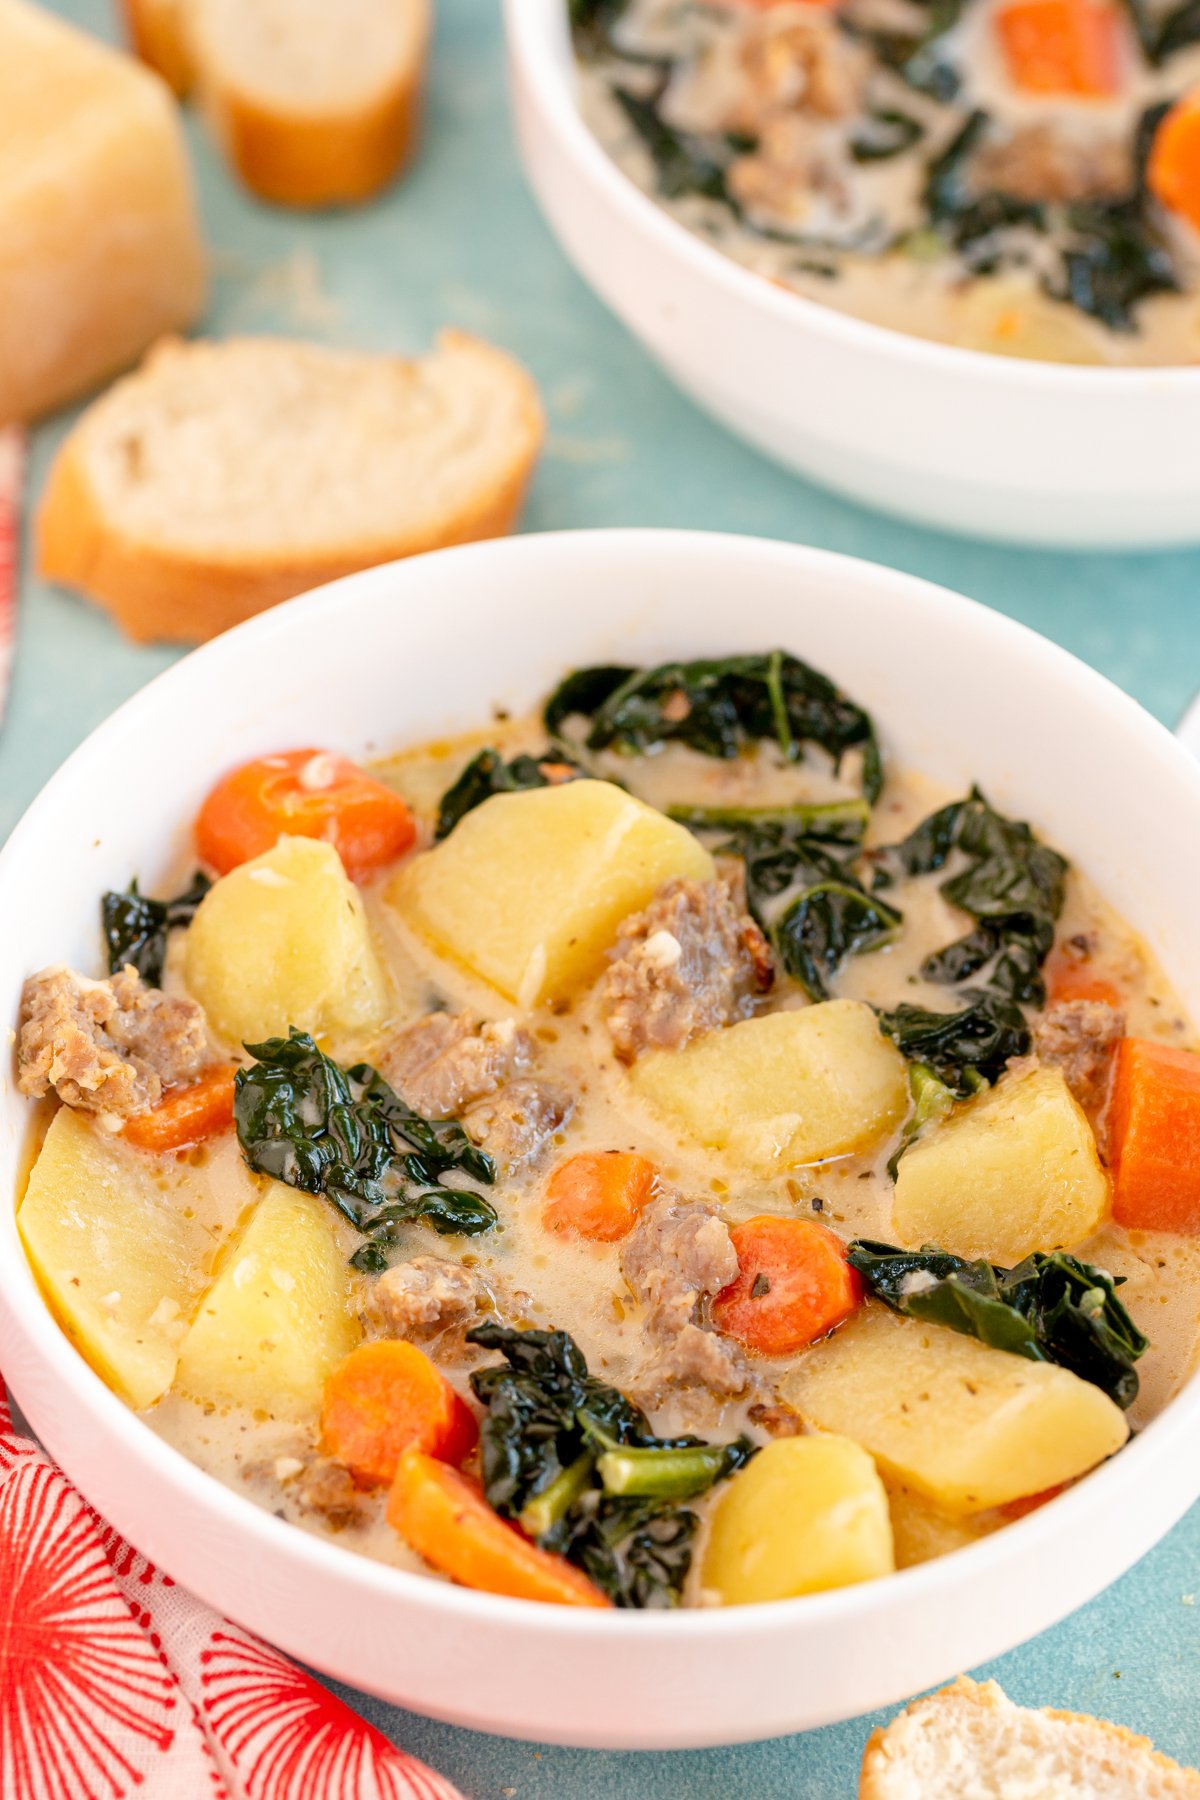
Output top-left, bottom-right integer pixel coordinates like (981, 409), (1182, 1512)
(849, 1240), (1149, 1406)
(234, 1030), (498, 1271)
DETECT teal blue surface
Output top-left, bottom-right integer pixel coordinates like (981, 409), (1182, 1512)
(9, 2), (1200, 1791)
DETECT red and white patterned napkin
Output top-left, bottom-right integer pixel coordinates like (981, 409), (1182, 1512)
(0, 1380), (465, 1799)
(0, 429), (23, 727)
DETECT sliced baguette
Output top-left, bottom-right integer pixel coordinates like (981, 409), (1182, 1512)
(860, 1676), (1200, 1800)
(37, 331), (543, 645)
(189, 0), (430, 208)
(120, 0), (194, 95)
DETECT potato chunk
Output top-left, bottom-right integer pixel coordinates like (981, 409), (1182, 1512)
(174, 1188), (360, 1421)
(184, 835), (389, 1047)
(893, 1065), (1109, 1263)
(630, 1001), (907, 1172)
(702, 1435), (894, 1604)
(388, 779), (713, 1008)
(783, 1307), (1127, 1514)
(18, 1107), (210, 1410)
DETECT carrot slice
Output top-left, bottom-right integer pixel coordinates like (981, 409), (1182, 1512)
(712, 1216), (861, 1357)
(195, 749), (416, 882)
(541, 1151), (659, 1243)
(1044, 949), (1123, 1008)
(322, 1341), (477, 1487)
(995, 0), (1122, 95)
(1109, 1037), (1200, 1234)
(123, 1064), (238, 1152)
(388, 1450), (611, 1607)
(1149, 90), (1200, 235)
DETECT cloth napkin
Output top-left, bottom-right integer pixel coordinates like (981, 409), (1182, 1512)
(0, 1375), (465, 1800)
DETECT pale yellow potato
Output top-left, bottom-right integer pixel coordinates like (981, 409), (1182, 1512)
(388, 779), (713, 1007)
(184, 835), (389, 1047)
(702, 1435), (894, 1604)
(783, 1308), (1127, 1514)
(893, 1065), (1109, 1263)
(174, 1187), (360, 1421)
(630, 1001), (908, 1172)
(18, 1107), (211, 1409)
(885, 1481), (996, 1571)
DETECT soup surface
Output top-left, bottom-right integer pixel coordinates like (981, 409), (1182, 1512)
(574, 0), (1200, 364)
(14, 650), (1200, 1609)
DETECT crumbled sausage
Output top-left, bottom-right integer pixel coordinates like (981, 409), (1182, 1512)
(1034, 998), (1126, 1110)
(293, 1456), (370, 1530)
(464, 1078), (572, 1169)
(735, 11), (869, 125)
(18, 963), (209, 1118)
(621, 1194), (748, 1396)
(379, 1011), (534, 1118)
(364, 1255), (485, 1340)
(972, 125), (1131, 204)
(602, 876), (772, 1061)
(748, 1399), (805, 1438)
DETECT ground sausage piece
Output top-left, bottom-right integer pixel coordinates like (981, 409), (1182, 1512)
(1034, 998), (1126, 1110)
(364, 1255), (485, 1341)
(972, 125), (1131, 204)
(621, 1194), (748, 1396)
(379, 1011), (534, 1118)
(293, 1456), (370, 1529)
(18, 963), (209, 1118)
(736, 11), (869, 125)
(602, 876), (772, 1061)
(464, 1078), (572, 1169)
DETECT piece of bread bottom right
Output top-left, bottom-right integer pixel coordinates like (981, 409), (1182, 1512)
(860, 1676), (1200, 1799)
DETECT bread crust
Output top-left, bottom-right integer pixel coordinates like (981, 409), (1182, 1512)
(859, 1676), (1200, 1798)
(194, 1), (430, 208)
(36, 333), (543, 646)
(120, 0), (194, 95)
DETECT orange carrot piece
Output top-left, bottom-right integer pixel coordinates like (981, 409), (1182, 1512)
(995, 0), (1122, 95)
(541, 1151), (659, 1243)
(1044, 949), (1123, 1009)
(1109, 1037), (1200, 1234)
(322, 1341), (477, 1487)
(195, 749), (416, 882)
(388, 1451), (611, 1607)
(998, 1482), (1068, 1521)
(123, 1065), (238, 1152)
(1149, 91), (1200, 235)
(712, 1216), (861, 1357)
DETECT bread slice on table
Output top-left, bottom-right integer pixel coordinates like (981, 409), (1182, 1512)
(860, 1677), (1200, 1799)
(188, 0), (431, 207)
(37, 331), (543, 645)
(120, 0), (194, 95)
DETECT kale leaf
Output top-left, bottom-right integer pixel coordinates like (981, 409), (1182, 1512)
(923, 111), (1046, 269)
(877, 992), (1030, 1093)
(1122, 0), (1200, 61)
(851, 107), (926, 163)
(848, 1240), (1149, 1407)
(467, 1321), (754, 1607)
(234, 1030), (497, 1270)
(850, 0), (967, 99)
(101, 871), (212, 986)
(613, 87), (735, 204)
(545, 649), (883, 802)
(1049, 105), (1180, 332)
(435, 749), (584, 839)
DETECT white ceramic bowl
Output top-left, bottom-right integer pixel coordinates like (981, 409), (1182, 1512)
(504, 0), (1200, 548)
(2, 530), (1200, 1750)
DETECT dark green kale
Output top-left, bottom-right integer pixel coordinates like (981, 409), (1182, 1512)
(467, 1321), (754, 1607)
(850, 0), (966, 101)
(101, 871), (212, 986)
(234, 1030), (497, 1271)
(544, 650), (883, 803)
(613, 86), (735, 204)
(850, 107), (926, 162)
(848, 1240), (1149, 1407)
(923, 111), (1046, 269)
(435, 749), (585, 839)
(885, 1060), (967, 1178)
(1122, 0), (1200, 62)
(877, 992), (1030, 1094)
(667, 799), (871, 844)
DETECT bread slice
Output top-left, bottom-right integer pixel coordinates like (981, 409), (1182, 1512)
(37, 331), (543, 645)
(860, 1677), (1200, 1800)
(189, 0), (430, 207)
(120, 0), (194, 95)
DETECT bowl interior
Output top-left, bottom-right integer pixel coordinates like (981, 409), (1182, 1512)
(3, 529), (1200, 1745)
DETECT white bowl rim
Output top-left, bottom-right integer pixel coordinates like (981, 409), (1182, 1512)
(5, 526), (1200, 1650)
(506, 0), (1200, 391)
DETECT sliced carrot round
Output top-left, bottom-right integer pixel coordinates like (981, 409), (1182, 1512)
(995, 0), (1122, 95)
(1149, 91), (1200, 235)
(542, 1151), (659, 1243)
(195, 749), (416, 882)
(123, 1065), (238, 1153)
(388, 1450), (610, 1607)
(321, 1341), (477, 1487)
(1109, 1036), (1200, 1235)
(712, 1216), (861, 1358)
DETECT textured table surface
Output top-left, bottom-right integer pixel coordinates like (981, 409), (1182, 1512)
(8, 1), (1200, 1792)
